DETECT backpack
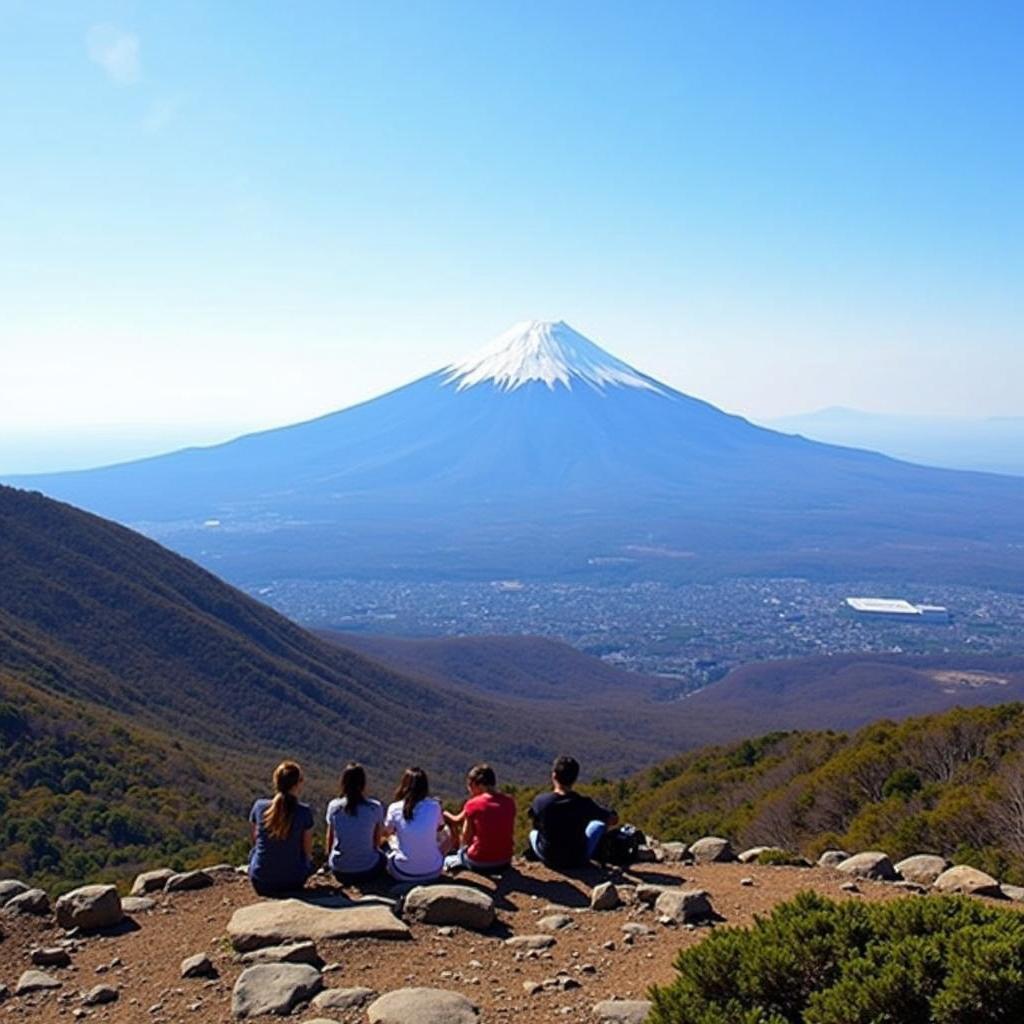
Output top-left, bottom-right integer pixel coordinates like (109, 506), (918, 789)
(598, 824), (645, 866)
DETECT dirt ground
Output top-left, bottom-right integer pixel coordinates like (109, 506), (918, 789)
(0, 860), (990, 1023)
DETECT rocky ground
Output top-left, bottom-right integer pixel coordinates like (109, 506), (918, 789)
(0, 848), (1018, 1024)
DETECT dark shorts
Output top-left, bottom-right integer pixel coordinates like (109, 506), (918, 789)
(332, 852), (387, 885)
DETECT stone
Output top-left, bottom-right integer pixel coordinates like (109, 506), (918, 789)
(130, 868), (176, 896)
(835, 851), (898, 881)
(590, 882), (620, 911)
(635, 884), (667, 907)
(31, 948), (71, 968)
(231, 963), (322, 1018)
(0, 880), (29, 907)
(818, 849), (851, 868)
(402, 885), (495, 930)
(82, 985), (119, 1006)
(537, 913), (574, 931)
(228, 898), (410, 951)
(738, 846), (785, 864)
(164, 869), (214, 893)
(593, 999), (654, 1024)
(895, 854), (950, 886)
(688, 836), (734, 863)
(505, 934), (556, 950)
(312, 986), (377, 1011)
(840, 882), (860, 893)
(15, 970), (61, 995)
(0, 984), (7, 1002)
(240, 940), (322, 966)
(367, 987), (479, 1024)
(893, 881), (928, 894)
(55, 885), (123, 932)
(740, 877), (755, 887)
(621, 923), (653, 936)
(181, 953), (218, 979)
(1001, 884), (1024, 902)
(933, 865), (1003, 897)
(2, 888), (50, 916)
(654, 888), (714, 924)
(659, 842), (688, 862)
(121, 896), (156, 914)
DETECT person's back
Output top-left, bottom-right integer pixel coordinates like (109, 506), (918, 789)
(464, 789), (516, 865)
(383, 767), (447, 882)
(249, 761), (315, 896)
(326, 795), (384, 875)
(528, 756), (617, 869)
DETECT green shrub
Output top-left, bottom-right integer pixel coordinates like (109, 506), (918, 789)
(756, 849), (809, 867)
(648, 892), (1024, 1024)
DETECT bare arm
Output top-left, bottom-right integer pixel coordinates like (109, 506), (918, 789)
(325, 823), (334, 857)
(302, 828), (313, 861)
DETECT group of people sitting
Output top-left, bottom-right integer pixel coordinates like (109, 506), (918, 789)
(248, 755), (619, 897)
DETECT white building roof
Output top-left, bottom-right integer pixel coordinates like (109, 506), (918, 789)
(845, 597), (921, 615)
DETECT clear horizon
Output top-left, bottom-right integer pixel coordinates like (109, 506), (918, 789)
(3, 3), (1022, 471)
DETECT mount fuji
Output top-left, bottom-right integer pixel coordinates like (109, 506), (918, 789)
(9, 320), (1024, 587)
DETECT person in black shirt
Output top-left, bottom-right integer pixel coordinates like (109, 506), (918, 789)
(528, 755), (618, 868)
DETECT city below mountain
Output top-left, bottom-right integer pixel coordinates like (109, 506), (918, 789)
(7, 320), (1024, 589)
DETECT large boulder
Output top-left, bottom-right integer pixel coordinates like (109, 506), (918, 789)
(659, 842), (688, 862)
(130, 868), (176, 896)
(895, 854), (950, 887)
(231, 963), (322, 1018)
(2, 888), (50, 916)
(817, 850), (850, 869)
(835, 852), (897, 881)
(121, 896), (156, 914)
(933, 865), (1002, 897)
(368, 987), (479, 1024)
(164, 870), (214, 893)
(402, 885), (495, 930)
(55, 885), (123, 932)
(593, 999), (654, 1024)
(0, 880), (29, 907)
(689, 836), (734, 863)
(228, 898), (410, 952)
(655, 888), (714, 923)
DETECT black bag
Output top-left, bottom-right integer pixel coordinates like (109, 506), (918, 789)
(598, 824), (645, 866)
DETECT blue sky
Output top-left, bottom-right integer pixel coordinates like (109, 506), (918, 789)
(2, 2), (1022, 471)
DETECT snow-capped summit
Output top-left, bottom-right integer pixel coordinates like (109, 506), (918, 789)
(443, 319), (667, 394)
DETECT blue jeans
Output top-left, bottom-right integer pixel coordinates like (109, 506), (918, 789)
(444, 847), (511, 874)
(529, 820), (607, 865)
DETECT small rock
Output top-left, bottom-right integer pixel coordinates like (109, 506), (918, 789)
(740, 877), (755, 887)
(537, 914), (574, 932)
(2, 888), (50, 916)
(590, 882), (620, 911)
(659, 842), (688, 862)
(15, 970), (61, 995)
(621, 923), (653, 936)
(689, 836), (734, 863)
(634, 884), (667, 907)
(130, 869), (176, 896)
(933, 864), (1003, 897)
(737, 846), (785, 864)
(164, 870), (214, 893)
(1001, 883), (1024, 902)
(654, 889), (714, 924)
(312, 986), (377, 1011)
(239, 940), (321, 966)
(121, 896), (156, 913)
(55, 885), (123, 932)
(523, 981), (543, 995)
(840, 882), (860, 893)
(181, 953), (218, 979)
(231, 963), (323, 1018)
(403, 886), (495, 931)
(593, 999), (654, 1024)
(31, 948), (71, 968)
(367, 987), (479, 1023)
(82, 985), (119, 1006)
(835, 851), (898, 881)
(505, 935), (555, 950)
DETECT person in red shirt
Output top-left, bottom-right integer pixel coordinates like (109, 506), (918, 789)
(443, 763), (516, 874)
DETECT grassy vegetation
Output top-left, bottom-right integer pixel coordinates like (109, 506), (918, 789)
(649, 891), (1024, 1023)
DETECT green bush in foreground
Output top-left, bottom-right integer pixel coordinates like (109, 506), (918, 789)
(648, 891), (1024, 1024)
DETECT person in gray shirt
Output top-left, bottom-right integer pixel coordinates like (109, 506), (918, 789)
(325, 762), (385, 884)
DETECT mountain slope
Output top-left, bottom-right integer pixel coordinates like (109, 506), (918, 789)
(8, 320), (1024, 587)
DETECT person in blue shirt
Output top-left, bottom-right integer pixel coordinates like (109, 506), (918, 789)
(248, 760), (315, 897)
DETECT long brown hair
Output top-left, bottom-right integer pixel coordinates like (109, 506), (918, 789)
(263, 760), (302, 840)
(340, 762), (367, 817)
(394, 766), (429, 821)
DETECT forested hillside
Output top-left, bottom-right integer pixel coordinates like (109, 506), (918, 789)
(588, 703), (1024, 884)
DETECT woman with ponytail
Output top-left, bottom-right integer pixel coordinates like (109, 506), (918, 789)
(381, 766), (452, 882)
(325, 762), (386, 885)
(248, 760), (315, 897)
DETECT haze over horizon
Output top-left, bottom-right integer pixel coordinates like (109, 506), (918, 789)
(3, 2), (1022, 474)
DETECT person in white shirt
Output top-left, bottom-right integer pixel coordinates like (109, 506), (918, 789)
(324, 762), (385, 885)
(382, 766), (453, 882)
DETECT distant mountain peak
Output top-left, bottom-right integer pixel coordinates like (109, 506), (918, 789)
(442, 319), (668, 394)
